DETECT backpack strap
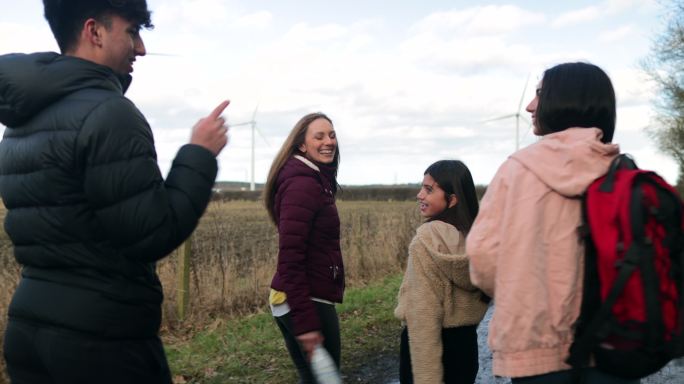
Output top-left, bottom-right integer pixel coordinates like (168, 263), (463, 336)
(640, 241), (665, 351)
(600, 154), (638, 193)
(632, 177), (666, 352)
(567, 242), (642, 368)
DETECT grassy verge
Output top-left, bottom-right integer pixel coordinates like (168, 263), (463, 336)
(166, 273), (403, 384)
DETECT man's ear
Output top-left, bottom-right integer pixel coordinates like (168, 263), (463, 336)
(83, 18), (103, 47)
(448, 194), (458, 208)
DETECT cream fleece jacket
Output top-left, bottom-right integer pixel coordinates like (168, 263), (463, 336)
(467, 127), (619, 378)
(395, 220), (488, 384)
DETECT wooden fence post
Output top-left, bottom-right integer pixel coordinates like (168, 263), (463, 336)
(177, 234), (192, 320)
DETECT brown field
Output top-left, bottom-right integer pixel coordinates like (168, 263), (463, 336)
(0, 199), (421, 383)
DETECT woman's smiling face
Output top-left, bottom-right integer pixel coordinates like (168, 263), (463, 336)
(299, 118), (337, 164)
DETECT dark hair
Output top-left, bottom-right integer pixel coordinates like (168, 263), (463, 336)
(424, 160), (479, 234)
(43, 0), (154, 53)
(536, 62), (616, 143)
(263, 112), (340, 225)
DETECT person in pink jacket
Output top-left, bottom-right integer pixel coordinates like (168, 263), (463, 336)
(467, 62), (639, 383)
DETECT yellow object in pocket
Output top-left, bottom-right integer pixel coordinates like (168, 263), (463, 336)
(269, 289), (287, 305)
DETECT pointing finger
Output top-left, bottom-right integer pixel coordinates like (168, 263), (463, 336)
(209, 100), (230, 120)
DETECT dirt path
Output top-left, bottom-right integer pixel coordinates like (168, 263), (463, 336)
(346, 305), (683, 383)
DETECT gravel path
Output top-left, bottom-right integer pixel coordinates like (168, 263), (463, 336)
(376, 305), (683, 384)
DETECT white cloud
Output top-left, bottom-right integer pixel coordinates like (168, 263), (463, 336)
(611, 68), (656, 107)
(552, 6), (601, 28)
(234, 11), (273, 29)
(153, 0), (231, 28)
(0, 22), (56, 53)
(617, 105), (652, 135)
(151, 0), (274, 32)
(553, 0), (659, 29)
(282, 23), (348, 44)
(604, 0), (659, 14)
(411, 5), (545, 36)
(401, 34), (535, 72)
(401, 6), (547, 73)
(599, 25), (635, 43)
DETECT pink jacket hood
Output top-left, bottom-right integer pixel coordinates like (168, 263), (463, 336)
(511, 128), (619, 197)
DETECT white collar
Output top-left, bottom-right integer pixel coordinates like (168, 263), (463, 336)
(294, 155), (320, 172)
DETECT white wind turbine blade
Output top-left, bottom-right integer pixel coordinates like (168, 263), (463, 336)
(514, 74), (531, 151)
(520, 115), (534, 143)
(517, 73), (531, 115)
(146, 52), (182, 57)
(480, 113), (517, 123)
(255, 125), (271, 147)
(480, 74), (531, 151)
(251, 104), (259, 122)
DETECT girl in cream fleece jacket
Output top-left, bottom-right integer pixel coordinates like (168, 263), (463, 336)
(468, 62), (638, 384)
(395, 160), (489, 384)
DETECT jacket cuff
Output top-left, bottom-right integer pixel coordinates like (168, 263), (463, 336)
(173, 144), (218, 182)
(292, 307), (322, 336)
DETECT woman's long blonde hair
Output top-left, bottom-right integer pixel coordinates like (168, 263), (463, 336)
(263, 112), (340, 225)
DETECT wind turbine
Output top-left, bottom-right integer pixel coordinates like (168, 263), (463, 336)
(482, 74), (531, 152)
(231, 105), (269, 191)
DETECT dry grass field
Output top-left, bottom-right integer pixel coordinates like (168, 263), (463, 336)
(0, 198), (421, 383)
(158, 199), (420, 328)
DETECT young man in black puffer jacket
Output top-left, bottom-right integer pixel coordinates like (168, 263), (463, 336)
(0, 1), (230, 382)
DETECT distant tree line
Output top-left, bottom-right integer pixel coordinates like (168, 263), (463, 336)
(211, 185), (487, 202)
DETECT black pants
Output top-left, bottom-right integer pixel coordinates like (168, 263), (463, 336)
(3, 319), (172, 384)
(274, 301), (341, 384)
(400, 325), (479, 384)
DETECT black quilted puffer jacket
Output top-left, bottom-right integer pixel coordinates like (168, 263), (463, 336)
(0, 52), (217, 338)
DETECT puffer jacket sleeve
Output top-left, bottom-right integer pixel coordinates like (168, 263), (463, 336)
(466, 160), (510, 297)
(77, 97), (217, 262)
(277, 175), (323, 335)
(404, 234), (445, 384)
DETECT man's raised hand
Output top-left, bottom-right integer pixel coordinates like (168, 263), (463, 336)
(190, 100), (230, 156)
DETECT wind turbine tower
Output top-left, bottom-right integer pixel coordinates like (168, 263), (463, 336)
(231, 105), (269, 191)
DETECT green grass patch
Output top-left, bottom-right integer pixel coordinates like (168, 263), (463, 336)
(166, 274), (403, 383)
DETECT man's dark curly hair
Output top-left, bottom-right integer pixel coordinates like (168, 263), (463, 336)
(43, 0), (154, 53)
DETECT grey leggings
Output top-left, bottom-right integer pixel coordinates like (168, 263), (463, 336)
(274, 301), (341, 384)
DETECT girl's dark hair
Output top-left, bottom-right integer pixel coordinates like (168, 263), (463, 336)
(43, 0), (153, 53)
(425, 160), (479, 234)
(536, 62), (616, 143)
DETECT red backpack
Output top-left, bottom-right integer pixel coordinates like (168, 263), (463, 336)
(567, 154), (684, 379)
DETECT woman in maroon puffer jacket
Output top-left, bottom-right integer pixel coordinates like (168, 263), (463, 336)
(264, 112), (345, 383)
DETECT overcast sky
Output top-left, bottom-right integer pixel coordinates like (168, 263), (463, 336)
(0, 0), (678, 186)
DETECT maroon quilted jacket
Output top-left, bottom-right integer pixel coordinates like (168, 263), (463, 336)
(270, 156), (345, 335)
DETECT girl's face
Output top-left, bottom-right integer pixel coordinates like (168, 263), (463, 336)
(298, 118), (337, 164)
(416, 174), (456, 219)
(526, 80), (542, 135)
